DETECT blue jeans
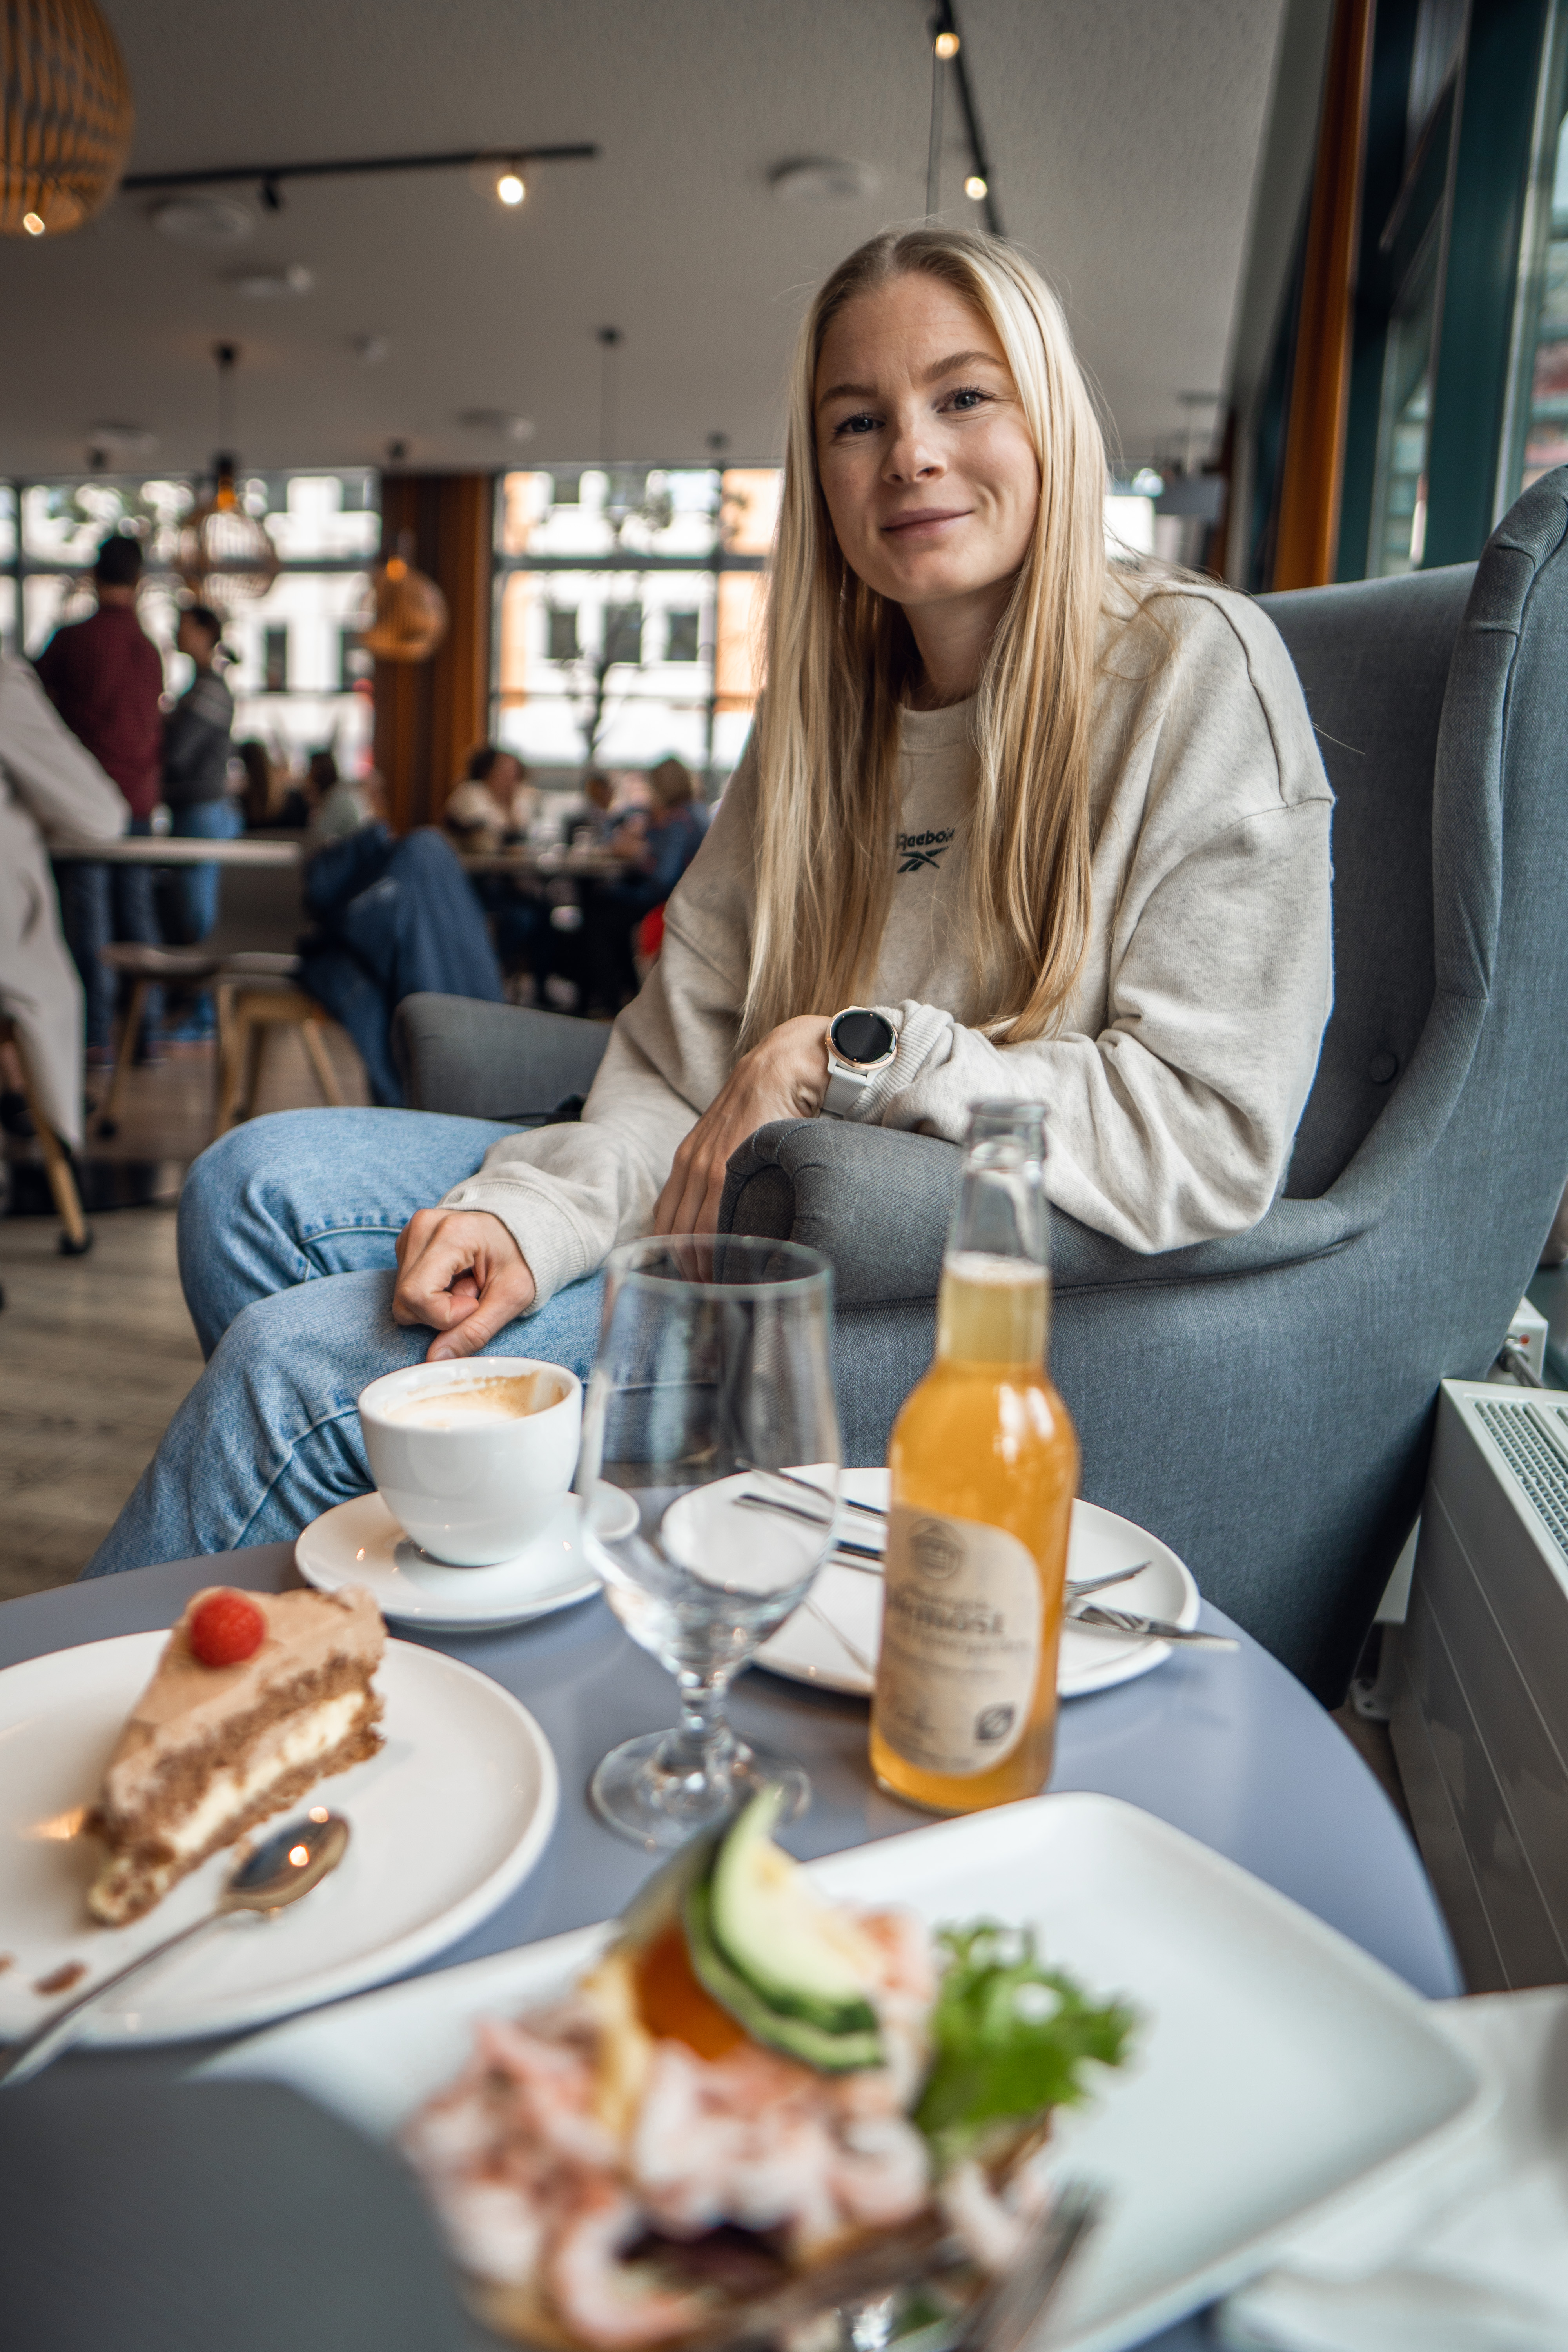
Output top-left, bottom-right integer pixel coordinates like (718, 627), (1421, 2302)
(170, 795), (245, 942)
(57, 816), (163, 1049)
(83, 1108), (608, 1576)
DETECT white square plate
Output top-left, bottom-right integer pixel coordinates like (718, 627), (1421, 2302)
(207, 1793), (1482, 2351)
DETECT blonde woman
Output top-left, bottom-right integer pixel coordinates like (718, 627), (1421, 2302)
(91, 228), (1330, 1572)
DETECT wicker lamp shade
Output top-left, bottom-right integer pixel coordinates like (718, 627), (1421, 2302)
(175, 457), (281, 608)
(2, 0), (134, 237)
(361, 546), (448, 663)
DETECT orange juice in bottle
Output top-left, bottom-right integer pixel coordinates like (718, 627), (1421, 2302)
(870, 1101), (1078, 1812)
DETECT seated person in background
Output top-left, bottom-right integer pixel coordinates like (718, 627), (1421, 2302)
(443, 745), (538, 853)
(0, 653), (126, 1153)
(309, 758), (386, 846)
(162, 604), (241, 949)
(88, 225), (1332, 1576)
(566, 767), (617, 846)
(588, 757), (711, 1007)
(235, 740), (281, 830)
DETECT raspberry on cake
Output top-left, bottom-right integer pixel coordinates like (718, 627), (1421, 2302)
(87, 1585), (385, 1926)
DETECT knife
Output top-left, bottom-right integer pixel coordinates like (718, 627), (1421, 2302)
(1068, 1602), (1237, 1650)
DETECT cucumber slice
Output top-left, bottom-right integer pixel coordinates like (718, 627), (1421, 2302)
(685, 1869), (883, 2073)
(704, 1786), (880, 2038)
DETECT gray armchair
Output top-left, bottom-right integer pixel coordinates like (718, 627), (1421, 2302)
(396, 466), (1568, 1703)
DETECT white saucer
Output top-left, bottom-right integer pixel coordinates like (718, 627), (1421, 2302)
(753, 1470), (1201, 1699)
(295, 1491), (610, 1630)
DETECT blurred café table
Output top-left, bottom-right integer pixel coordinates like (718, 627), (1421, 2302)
(47, 834), (303, 867)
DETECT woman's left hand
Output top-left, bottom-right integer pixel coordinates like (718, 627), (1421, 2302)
(653, 1015), (832, 1235)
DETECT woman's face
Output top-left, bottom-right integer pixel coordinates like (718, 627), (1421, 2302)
(814, 273), (1040, 624)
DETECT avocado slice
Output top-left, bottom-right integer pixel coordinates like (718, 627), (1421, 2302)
(685, 1867), (883, 2073)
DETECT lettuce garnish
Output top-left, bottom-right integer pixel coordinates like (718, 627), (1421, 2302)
(914, 1924), (1135, 2161)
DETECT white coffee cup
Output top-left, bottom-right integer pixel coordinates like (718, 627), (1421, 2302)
(358, 1356), (583, 1566)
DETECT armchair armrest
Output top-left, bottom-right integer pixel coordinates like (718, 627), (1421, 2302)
(393, 993), (611, 1123)
(721, 1118), (1354, 1305)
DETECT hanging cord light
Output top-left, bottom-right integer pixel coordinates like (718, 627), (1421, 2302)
(924, 3), (1003, 236)
(175, 344), (281, 606)
(361, 526), (448, 663)
(1, 0), (134, 237)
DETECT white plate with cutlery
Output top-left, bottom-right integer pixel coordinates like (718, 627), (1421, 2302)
(753, 1470), (1203, 1698)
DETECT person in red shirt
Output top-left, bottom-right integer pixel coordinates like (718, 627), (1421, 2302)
(35, 533), (168, 1060)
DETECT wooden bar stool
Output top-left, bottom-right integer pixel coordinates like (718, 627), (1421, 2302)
(96, 944), (230, 1137)
(214, 956), (344, 1136)
(0, 1015), (91, 1254)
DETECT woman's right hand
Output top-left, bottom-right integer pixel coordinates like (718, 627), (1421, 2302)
(392, 1208), (537, 1362)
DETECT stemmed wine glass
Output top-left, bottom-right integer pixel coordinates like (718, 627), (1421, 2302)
(577, 1234), (842, 1848)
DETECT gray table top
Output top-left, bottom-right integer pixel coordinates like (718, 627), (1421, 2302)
(47, 833), (302, 866)
(0, 1548), (1458, 2352)
(2, 1545), (1459, 1999)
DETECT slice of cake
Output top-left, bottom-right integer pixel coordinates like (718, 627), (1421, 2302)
(87, 1584), (385, 1926)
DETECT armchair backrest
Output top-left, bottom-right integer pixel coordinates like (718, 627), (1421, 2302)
(1261, 564), (1473, 1200)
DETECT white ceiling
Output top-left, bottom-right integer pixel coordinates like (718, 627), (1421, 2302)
(0, 0), (1290, 478)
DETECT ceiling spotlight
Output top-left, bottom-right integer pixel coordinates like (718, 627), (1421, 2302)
(934, 29), (960, 58)
(496, 169), (526, 206)
(354, 333), (390, 366)
(964, 174), (987, 200)
(459, 408), (535, 442)
(23, 211), (46, 236)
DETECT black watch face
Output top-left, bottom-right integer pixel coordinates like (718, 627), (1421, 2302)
(832, 1009), (894, 1064)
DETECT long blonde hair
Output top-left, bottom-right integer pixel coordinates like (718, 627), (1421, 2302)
(742, 226), (1115, 1050)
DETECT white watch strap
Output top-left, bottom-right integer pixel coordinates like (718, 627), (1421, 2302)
(822, 1062), (871, 1116)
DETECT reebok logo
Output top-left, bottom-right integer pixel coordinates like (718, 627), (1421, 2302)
(897, 828), (955, 874)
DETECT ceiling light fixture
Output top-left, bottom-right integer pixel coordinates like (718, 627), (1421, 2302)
(123, 142), (599, 211)
(495, 167), (526, 206)
(459, 408), (535, 441)
(230, 263), (315, 299)
(769, 157), (878, 205)
(153, 194), (255, 246)
(924, 2), (1002, 236)
(362, 530), (448, 664)
(175, 343), (281, 608)
(1, 0), (134, 238)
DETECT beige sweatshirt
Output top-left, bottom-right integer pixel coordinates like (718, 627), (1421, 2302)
(440, 581), (1334, 1301)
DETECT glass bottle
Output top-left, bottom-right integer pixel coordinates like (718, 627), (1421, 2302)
(869, 1101), (1079, 1812)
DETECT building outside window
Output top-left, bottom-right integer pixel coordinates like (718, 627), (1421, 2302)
(0, 468), (379, 775)
(493, 465), (780, 791)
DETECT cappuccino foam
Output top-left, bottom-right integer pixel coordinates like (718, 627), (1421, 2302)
(381, 1372), (564, 1429)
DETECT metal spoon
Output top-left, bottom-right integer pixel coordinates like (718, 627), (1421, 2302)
(0, 1810), (350, 2088)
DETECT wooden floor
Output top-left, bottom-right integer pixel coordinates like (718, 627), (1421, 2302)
(0, 1020), (368, 1602)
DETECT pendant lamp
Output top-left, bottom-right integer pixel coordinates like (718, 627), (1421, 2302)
(2, 0), (134, 237)
(174, 344), (280, 606)
(361, 530), (448, 663)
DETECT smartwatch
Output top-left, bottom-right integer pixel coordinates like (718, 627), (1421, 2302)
(822, 1005), (898, 1116)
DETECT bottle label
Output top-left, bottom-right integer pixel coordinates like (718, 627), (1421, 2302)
(874, 1505), (1043, 1777)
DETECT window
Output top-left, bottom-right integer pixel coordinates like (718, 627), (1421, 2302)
(338, 627), (370, 693)
(0, 467), (378, 764)
(665, 608), (701, 662)
(1368, 230), (1440, 575)
(603, 602), (643, 666)
(492, 467), (777, 787)
(1510, 98), (1568, 494)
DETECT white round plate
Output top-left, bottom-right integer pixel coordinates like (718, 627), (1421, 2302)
(296, 1490), (613, 1630)
(0, 1632), (559, 2047)
(753, 1470), (1200, 1700)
